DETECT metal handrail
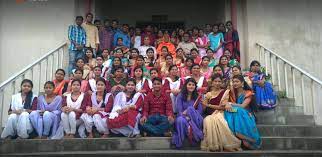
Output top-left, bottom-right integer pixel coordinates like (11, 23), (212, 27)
(256, 42), (322, 86)
(0, 42), (67, 89)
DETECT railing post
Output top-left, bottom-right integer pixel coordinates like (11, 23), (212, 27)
(259, 47), (262, 64)
(30, 68), (34, 82)
(264, 49), (268, 76)
(45, 58), (48, 81)
(270, 54), (274, 85)
(284, 63), (288, 97)
(39, 63), (42, 93)
(276, 58), (281, 91)
(0, 89), (4, 129)
(311, 80), (315, 116)
(51, 54), (54, 80)
(301, 74), (306, 113)
(292, 68), (297, 105)
(12, 80), (16, 95)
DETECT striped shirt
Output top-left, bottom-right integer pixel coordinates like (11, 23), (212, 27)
(68, 25), (86, 51)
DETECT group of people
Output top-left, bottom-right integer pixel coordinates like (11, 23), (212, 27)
(1, 13), (278, 152)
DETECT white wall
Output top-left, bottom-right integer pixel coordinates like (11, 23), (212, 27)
(95, 0), (226, 28)
(238, 0), (322, 124)
(0, 0), (77, 82)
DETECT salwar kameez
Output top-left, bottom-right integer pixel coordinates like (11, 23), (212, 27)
(172, 93), (203, 148)
(29, 95), (62, 138)
(1, 93), (37, 139)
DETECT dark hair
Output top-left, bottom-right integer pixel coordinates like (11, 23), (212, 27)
(76, 16), (83, 21)
(152, 77), (162, 84)
(150, 68), (159, 74)
(86, 12), (93, 17)
(44, 81), (55, 88)
(202, 56), (210, 61)
(232, 75), (252, 91)
(211, 73), (223, 82)
(250, 60), (261, 69)
(111, 57), (123, 74)
(125, 78), (136, 99)
(146, 48), (154, 53)
(55, 69), (66, 76)
(232, 75), (257, 111)
(190, 48), (199, 54)
(71, 79), (82, 86)
(226, 21), (233, 26)
(74, 68), (84, 75)
(96, 55), (103, 60)
(232, 65), (242, 72)
(185, 57), (194, 64)
(133, 66), (144, 79)
(213, 65), (224, 76)
(137, 55), (145, 61)
(93, 66), (102, 76)
(181, 78), (198, 101)
(130, 48), (139, 54)
(112, 19), (119, 23)
(168, 65), (179, 81)
(190, 63), (200, 71)
(96, 77), (108, 107)
(75, 58), (85, 64)
(123, 24), (129, 27)
(206, 49), (214, 53)
(176, 48), (183, 53)
(84, 47), (94, 63)
(113, 66), (124, 74)
(165, 54), (173, 60)
(219, 55), (229, 66)
(20, 79), (34, 110)
(94, 19), (101, 24)
(161, 46), (169, 52)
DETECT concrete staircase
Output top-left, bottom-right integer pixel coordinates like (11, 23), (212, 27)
(1, 98), (322, 157)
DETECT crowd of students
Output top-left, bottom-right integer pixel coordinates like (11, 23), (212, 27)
(0, 13), (278, 152)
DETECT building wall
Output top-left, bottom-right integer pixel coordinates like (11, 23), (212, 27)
(238, 0), (322, 124)
(95, 0), (227, 28)
(0, 0), (76, 82)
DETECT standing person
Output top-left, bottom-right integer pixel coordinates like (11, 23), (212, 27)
(108, 79), (144, 137)
(141, 25), (156, 46)
(195, 29), (209, 58)
(200, 56), (213, 80)
(29, 81), (62, 139)
(174, 48), (185, 68)
(111, 19), (120, 34)
(113, 24), (131, 48)
(200, 74), (241, 152)
(205, 24), (212, 36)
(68, 16), (86, 75)
(99, 19), (113, 52)
(225, 75), (261, 149)
(208, 24), (224, 60)
(133, 66), (152, 95)
(82, 13), (100, 55)
(61, 79), (89, 138)
(180, 58), (194, 78)
(247, 61), (277, 109)
(140, 78), (174, 136)
(87, 66), (105, 94)
(219, 23), (226, 36)
(177, 33), (198, 57)
(81, 78), (113, 138)
(67, 69), (89, 93)
(224, 21), (240, 62)
(138, 36), (157, 58)
(1, 79), (37, 139)
(172, 78), (203, 148)
(132, 27), (142, 49)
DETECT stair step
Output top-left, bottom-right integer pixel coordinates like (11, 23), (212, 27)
(2, 137), (322, 154)
(258, 125), (322, 137)
(3, 150), (322, 157)
(256, 115), (314, 125)
(277, 98), (295, 106)
(258, 106), (304, 116)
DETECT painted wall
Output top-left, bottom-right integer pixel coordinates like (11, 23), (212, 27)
(0, 0), (76, 82)
(95, 0), (227, 28)
(238, 0), (322, 124)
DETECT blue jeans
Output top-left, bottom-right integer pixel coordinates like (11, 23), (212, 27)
(139, 114), (172, 136)
(68, 49), (84, 75)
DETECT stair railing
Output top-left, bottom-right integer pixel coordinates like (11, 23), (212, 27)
(0, 42), (67, 129)
(256, 43), (322, 121)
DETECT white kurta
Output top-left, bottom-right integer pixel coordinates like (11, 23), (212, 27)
(1, 93), (37, 139)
